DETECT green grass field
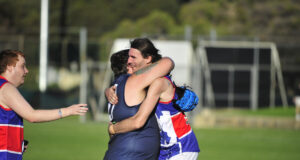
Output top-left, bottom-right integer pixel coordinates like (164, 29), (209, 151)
(23, 108), (300, 160)
(213, 106), (295, 117)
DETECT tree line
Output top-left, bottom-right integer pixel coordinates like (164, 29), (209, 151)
(1, 0), (299, 38)
(0, 0), (299, 62)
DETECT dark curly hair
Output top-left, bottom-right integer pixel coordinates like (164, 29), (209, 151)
(110, 49), (129, 78)
(130, 38), (162, 63)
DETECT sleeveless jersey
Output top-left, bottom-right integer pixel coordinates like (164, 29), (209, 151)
(155, 76), (200, 160)
(104, 74), (160, 160)
(0, 76), (24, 160)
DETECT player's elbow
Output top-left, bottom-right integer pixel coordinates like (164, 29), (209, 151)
(133, 122), (144, 129)
(162, 57), (175, 71)
(26, 117), (38, 123)
(132, 117), (146, 129)
(24, 112), (39, 123)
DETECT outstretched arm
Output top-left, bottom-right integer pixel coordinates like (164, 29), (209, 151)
(108, 78), (167, 134)
(0, 83), (88, 123)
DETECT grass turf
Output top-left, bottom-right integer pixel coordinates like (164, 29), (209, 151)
(23, 117), (109, 160)
(214, 106), (295, 117)
(23, 110), (300, 160)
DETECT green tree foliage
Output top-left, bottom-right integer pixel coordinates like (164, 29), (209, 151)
(1, 0), (300, 61)
(1, 0), (299, 38)
(55, 0), (179, 35)
(136, 10), (177, 36)
(179, 0), (300, 37)
(0, 0), (179, 35)
(99, 10), (180, 60)
(101, 10), (179, 39)
(0, 0), (40, 33)
(249, 0), (300, 36)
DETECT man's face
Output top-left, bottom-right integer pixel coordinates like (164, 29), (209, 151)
(127, 48), (150, 72)
(9, 55), (29, 87)
(127, 65), (133, 74)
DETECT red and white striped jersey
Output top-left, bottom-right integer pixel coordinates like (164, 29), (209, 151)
(0, 76), (24, 160)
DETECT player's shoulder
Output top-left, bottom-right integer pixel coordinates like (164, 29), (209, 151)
(0, 82), (16, 105)
(151, 77), (169, 88)
(0, 81), (13, 90)
(154, 77), (166, 83)
(0, 82), (18, 96)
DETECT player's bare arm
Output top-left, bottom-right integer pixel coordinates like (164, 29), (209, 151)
(106, 57), (174, 104)
(130, 57), (174, 89)
(135, 61), (158, 75)
(0, 82), (87, 123)
(109, 78), (167, 134)
(105, 86), (118, 105)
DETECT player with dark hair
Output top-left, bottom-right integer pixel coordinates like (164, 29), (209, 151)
(106, 38), (200, 160)
(110, 49), (130, 79)
(104, 38), (174, 159)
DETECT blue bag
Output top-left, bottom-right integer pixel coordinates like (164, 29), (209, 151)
(173, 86), (199, 112)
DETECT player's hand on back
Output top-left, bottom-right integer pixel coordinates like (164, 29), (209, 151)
(106, 86), (118, 105)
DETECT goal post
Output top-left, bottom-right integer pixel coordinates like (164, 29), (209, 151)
(196, 40), (288, 110)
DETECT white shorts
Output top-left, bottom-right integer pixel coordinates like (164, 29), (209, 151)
(169, 152), (199, 160)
